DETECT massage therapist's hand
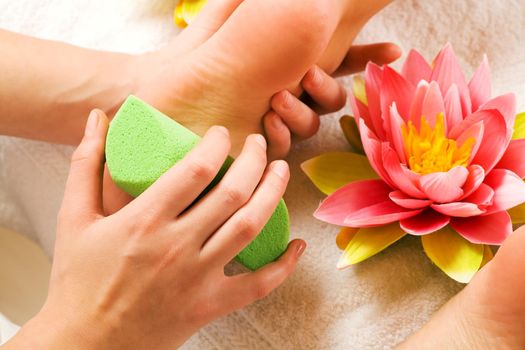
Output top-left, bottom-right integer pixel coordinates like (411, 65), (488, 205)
(4, 110), (306, 350)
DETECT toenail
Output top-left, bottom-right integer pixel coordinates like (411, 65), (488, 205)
(253, 134), (267, 149)
(214, 126), (229, 136)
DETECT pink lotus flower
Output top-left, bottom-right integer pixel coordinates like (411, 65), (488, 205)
(302, 45), (525, 282)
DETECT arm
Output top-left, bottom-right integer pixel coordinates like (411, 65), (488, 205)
(0, 29), (135, 144)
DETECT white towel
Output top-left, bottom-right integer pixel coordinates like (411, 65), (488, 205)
(1, 0), (524, 348)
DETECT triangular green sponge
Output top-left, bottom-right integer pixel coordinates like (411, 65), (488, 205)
(105, 96), (290, 270)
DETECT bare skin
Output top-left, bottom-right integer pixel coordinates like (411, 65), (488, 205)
(3, 111), (305, 349)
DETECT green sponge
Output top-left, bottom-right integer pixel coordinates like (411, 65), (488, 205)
(105, 96), (290, 270)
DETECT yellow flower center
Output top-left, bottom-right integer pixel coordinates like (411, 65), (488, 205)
(401, 114), (475, 175)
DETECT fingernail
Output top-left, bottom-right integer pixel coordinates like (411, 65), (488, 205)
(272, 114), (285, 130)
(295, 240), (307, 258)
(272, 160), (289, 179)
(253, 134), (267, 149)
(85, 110), (100, 137)
(214, 126), (229, 136)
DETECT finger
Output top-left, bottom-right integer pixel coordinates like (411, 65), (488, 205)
(271, 91), (320, 139)
(216, 239), (306, 312)
(124, 126), (230, 218)
(201, 160), (290, 264)
(60, 109), (108, 223)
(333, 43), (402, 77)
(102, 165), (134, 215)
(175, 0), (245, 53)
(263, 111), (291, 161)
(301, 65), (347, 115)
(177, 134), (267, 244)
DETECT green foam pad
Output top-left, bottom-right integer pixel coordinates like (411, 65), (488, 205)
(105, 95), (290, 270)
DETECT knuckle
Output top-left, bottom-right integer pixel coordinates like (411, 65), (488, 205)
(236, 216), (260, 242)
(252, 278), (273, 300)
(186, 158), (217, 181)
(222, 185), (249, 206)
(129, 210), (160, 235)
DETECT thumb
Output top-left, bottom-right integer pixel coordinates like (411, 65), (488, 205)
(60, 109), (108, 225)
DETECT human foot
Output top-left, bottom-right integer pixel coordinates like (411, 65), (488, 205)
(132, 0), (397, 156)
(399, 226), (525, 349)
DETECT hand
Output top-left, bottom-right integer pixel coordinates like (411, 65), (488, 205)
(5, 110), (305, 350)
(264, 43), (402, 159)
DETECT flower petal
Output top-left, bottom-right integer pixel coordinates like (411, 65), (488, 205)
(382, 145), (426, 198)
(480, 94), (517, 138)
(480, 245), (494, 269)
(400, 210), (450, 235)
(444, 84), (464, 131)
(359, 120), (394, 187)
(337, 223), (406, 268)
(301, 152), (378, 195)
(468, 55), (491, 112)
(340, 116), (364, 153)
(451, 211), (511, 245)
(402, 49), (432, 86)
(509, 202), (525, 224)
(456, 121), (484, 163)
(464, 183), (494, 208)
(512, 112), (525, 139)
(430, 44), (472, 117)
(409, 80), (429, 129)
(388, 103), (407, 163)
(344, 201), (422, 227)
(419, 167), (468, 203)
(381, 66), (415, 122)
(389, 191), (432, 209)
(314, 180), (392, 226)
(351, 76), (367, 105)
(484, 169), (525, 214)
(450, 109), (508, 173)
(495, 139), (525, 178)
(461, 165), (485, 198)
(365, 63), (386, 138)
(422, 226), (484, 283)
(432, 202), (485, 217)
(336, 227), (359, 250)
(421, 81), (446, 128)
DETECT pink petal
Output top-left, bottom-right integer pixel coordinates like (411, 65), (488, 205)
(480, 94), (517, 138)
(349, 94), (372, 132)
(455, 121), (484, 163)
(359, 120), (394, 187)
(430, 44), (472, 116)
(402, 49), (432, 86)
(409, 81), (429, 129)
(380, 66), (415, 122)
(468, 55), (491, 112)
(464, 183), (494, 208)
(419, 167), (469, 203)
(461, 165), (485, 198)
(400, 210), (450, 235)
(344, 201), (422, 227)
(421, 81), (446, 128)
(432, 202), (485, 217)
(449, 109), (507, 172)
(389, 190), (432, 209)
(365, 63), (386, 139)
(496, 139), (525, 178)
(483, 169), (525, 215)
(382, 144), (426, 198)
(388, 103), (407, 163)
(451, 211), (511, 245)
(314, 179), (392, 226)
(444, 84), (464, 131)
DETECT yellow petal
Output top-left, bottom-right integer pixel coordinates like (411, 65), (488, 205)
(512, 112), (525, 139)
(182, 0), (208, 25)
(479, 245), (494, 269)
(336, 227), (359, 251)
(509, 204), (525, 224)
(301, 152), (378, 195)
(352, 75), (368, 105)
(174, 2), (187, 28)
(337, 223), (406, 269)
(340, 116), (364, 153)
(421, 226), (484, 283)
